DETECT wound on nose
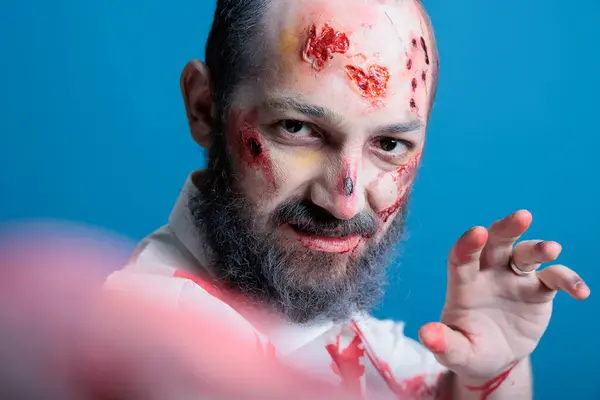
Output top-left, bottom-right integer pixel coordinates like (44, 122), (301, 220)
(344, 178), (354, 196)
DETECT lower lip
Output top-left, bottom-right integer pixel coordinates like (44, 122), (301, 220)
(291, 227), (362, 254)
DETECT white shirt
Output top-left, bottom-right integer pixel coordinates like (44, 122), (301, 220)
(105, 173), (447, 399)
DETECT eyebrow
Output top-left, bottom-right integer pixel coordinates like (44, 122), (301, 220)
(266, 97), (344, 125)
(376, 120), (424, 135)
(266, 97), (423, 135)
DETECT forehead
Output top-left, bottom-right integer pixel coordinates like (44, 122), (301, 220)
(238, 0), (433, 122)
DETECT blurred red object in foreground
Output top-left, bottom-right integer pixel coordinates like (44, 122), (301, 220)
(0, 220), (339, 399)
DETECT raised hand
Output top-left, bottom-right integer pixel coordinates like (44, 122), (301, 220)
(417, 210), (590, 383)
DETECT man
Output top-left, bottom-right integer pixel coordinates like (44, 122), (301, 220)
(105, 0), (590, 398)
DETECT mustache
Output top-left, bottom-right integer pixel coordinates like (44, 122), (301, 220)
(273, 200), (378, 238)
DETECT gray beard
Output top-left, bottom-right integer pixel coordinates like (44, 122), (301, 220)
(188, 126), (409, 325)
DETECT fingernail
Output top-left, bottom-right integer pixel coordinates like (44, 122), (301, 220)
(573, 280), (589, 291)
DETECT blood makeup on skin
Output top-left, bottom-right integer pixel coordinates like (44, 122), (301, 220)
(405, 33), (431, 113)
(230, 111), (276, 190)
(302, 24), (350, 71)
(301, 23), (390, 99)
(377, 154), (421, 223)
(344, 65), (390, 98)
(334, 159), (359, 219)
(339, 160), (357, 198)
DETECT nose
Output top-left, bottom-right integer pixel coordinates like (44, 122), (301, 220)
(309, 155), (366, 220)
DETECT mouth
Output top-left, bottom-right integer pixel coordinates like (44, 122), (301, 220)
(287, 223), (362, 254)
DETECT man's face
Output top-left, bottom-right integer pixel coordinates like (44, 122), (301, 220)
(191, 0), (435, 323)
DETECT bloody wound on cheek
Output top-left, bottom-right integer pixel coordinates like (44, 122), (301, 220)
(406, 59), (412, 70)
(411, 78), (418, 91)
(378, 155), (420, 223)
(239, 124), (276, 188)
(248, 138), (262, 157)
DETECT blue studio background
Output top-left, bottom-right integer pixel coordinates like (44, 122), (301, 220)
(1, 0), (598, 398)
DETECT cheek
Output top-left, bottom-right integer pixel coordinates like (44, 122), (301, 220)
(369, 173), (399, 213)
(369, 155), (421, 223)
(289, 149), (324, 170)
(233, 123), (277, 191)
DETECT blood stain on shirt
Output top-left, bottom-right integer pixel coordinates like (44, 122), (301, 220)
(326, 333), (366, 396)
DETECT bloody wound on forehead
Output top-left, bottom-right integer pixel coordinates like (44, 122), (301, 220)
(345, 65), (390, 98)
(303, 24), (350, 71)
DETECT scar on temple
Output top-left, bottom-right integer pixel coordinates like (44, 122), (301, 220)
(420, 37), (430, 65)
(345, 65), (390, 98)
(302, 24), (350, 71)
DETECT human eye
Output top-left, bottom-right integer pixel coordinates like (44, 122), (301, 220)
(375, 137), (412, 156)
(277, 120), (317, 137)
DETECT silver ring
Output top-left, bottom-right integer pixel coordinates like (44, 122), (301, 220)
(509, 256), (537, 277)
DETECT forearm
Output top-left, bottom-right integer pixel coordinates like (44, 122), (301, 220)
(450, 358), (532, 400)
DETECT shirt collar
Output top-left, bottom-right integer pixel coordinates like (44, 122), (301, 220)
(167, 171), (215, 276)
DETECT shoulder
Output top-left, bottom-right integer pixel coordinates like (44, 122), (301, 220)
(104, 226), (253, 332)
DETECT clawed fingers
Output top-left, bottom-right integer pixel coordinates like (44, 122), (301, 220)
(510, 240), (562, 275)
(447, 226), (489, 284)
(481, 210), (533, 269)
(418, 322), (473, 372)
(536, 265), (591, 301)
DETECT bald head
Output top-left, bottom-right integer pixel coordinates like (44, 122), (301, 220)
(205, 0), (438, 118)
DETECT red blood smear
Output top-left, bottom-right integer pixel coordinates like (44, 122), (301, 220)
(349, 321), (442, 398)
(378, 155), (420, 223)
(173, 270), (222, 301)
(406, 58), (412, 70)
(256, 335), (278, 360)
(411, 78), (418, 91)
(237, 123), (276, 189)
(465, 363), (518, 400)
(421, 71), (427, 82)
(325, 333), (365, 396)
(303, 24), (350, 71)
(409, 99), (417, 110)
(344, 64), (390, 98)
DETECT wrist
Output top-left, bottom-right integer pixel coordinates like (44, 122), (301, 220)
(456, 360), (521, 391)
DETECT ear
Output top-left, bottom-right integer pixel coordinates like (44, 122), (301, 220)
(180, 60), (213, 149)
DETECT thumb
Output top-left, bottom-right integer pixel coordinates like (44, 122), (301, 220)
(418, 322), (472, 369)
